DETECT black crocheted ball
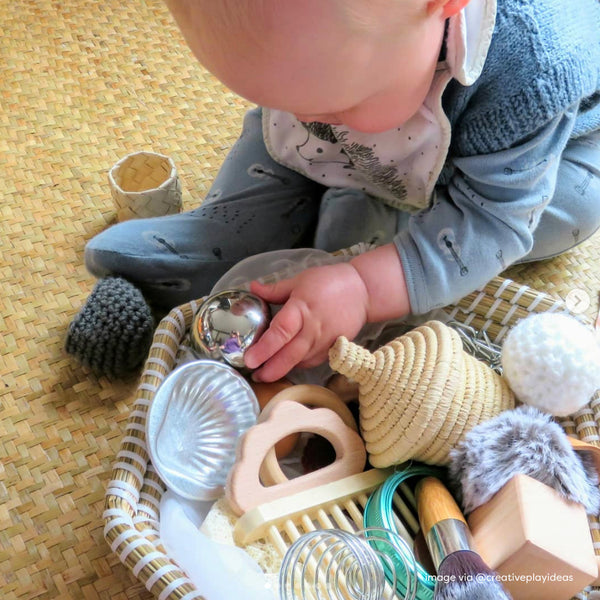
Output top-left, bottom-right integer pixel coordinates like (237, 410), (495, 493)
(66, 277), (154, 378)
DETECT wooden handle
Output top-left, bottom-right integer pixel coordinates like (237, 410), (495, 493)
(416, 476), (467, 537)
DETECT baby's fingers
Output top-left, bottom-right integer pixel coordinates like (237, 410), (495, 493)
(251, 333), (313, 383)
(297, 349), (331, 370)
(244, 302), (303, 371)
(250, 278), (294, 305)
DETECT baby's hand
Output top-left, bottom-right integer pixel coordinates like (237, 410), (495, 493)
(244, 263), (370, 382)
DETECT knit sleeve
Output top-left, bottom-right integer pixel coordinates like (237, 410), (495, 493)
(444, 0), (600, 156)
(394, 105), (578, 315)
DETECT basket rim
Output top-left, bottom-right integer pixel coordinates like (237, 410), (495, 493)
(103, 265), (599, 600)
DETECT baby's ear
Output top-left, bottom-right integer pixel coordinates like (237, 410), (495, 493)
(427, 0), (471, 18)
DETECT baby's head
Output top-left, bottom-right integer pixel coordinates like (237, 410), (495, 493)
(166, 0), (469, 132)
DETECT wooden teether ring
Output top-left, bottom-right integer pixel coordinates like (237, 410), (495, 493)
(258, 385), (358, 486)
(569, 437), (600, 477)
(251, 379), (298, 458)
(225, 400), (366, 516)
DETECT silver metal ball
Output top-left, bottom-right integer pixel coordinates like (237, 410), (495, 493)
(190, 289), (271, 369)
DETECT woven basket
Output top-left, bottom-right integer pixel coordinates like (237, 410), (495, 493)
(109, 151), (182, 222)
(104, 241), (600, 600)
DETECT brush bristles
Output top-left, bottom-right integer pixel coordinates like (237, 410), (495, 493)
(435, 550), (513, 600)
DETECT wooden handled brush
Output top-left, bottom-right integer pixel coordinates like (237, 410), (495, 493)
(416, 476), (513, 600)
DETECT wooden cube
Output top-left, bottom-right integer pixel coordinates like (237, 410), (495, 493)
(467, 474), (598, 600)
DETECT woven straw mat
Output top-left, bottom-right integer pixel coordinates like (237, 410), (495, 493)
(2, 1), (600, 600)
(1, 1), (249, 599)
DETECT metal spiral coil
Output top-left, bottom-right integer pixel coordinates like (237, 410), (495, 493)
(279, 528), (418, 600)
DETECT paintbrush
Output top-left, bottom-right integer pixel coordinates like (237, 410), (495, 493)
(416, 476), (512, 600)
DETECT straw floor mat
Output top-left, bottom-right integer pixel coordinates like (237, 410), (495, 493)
(2, 2), (600, 600)
(1, 1), (249, 598)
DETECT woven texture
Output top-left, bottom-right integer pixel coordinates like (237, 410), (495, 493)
(0, 1), (249, 599)
(109, 152), (182, 221)
(329, 321), (515, 467)
(504, 233), (600, 324)
(2, 1), (600, 600)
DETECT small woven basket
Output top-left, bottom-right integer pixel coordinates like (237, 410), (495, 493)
(104, 241), (600, 600)
(109, 151), (182, 221)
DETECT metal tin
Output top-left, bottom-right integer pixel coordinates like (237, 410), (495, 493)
(190, 290), (271, 369)
(145, 360), (259, 500)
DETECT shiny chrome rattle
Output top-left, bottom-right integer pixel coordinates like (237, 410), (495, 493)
(190, 289), (271, 369)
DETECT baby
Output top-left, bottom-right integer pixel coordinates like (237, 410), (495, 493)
(85, 0), (600, 382)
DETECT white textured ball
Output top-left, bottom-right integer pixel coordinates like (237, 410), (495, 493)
(501, 312), (600, 416)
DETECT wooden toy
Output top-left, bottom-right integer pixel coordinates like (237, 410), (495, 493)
(468, 474), (598, 600)
(326, 373), (360, 403)
(569, 436), (600, 477)
(233, 468), (395, 545)
(250, 379), (299, 459)
(258, 384), (358, 486)
(225, 401), (366, 516)
(257, 384), (357, 429)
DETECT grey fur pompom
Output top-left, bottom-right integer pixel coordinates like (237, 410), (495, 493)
(449, 405), (600, 514)
(66, 277), (154, 378)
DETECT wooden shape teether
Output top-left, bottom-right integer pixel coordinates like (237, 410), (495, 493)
(259, 384), (358, 486)
(225, 400), (367, 516)
(251, 379), (299, 459)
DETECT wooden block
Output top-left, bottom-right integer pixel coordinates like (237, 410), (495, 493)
(468, 474), (597, 600)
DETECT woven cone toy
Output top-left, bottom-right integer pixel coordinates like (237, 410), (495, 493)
(328, 320), (515, 467)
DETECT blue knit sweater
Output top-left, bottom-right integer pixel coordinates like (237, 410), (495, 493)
(395, 0), (600, 314)
(444, 0), (600, 155)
